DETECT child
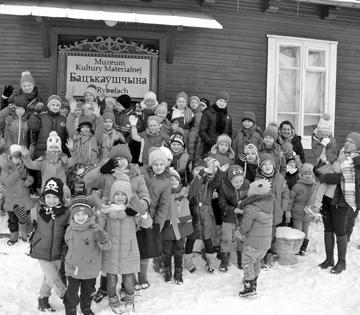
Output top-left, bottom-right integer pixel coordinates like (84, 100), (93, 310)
(28, 177), (69, 311)
(199, 98), (210, 112)
(63, 197), (111, 315)
(138, 91), (159, 132)
(238, 143), (259, 183)
(285, 155), (300, 191)
(0, 144), (34, 245)
(232, 111), (263, 159)
(161, 168), (193, 284)
(286, 164), (317, 256)
(154, 102), (172, 137)
(218, 165), (250, 271)
(188, 95), (203, 161)
(208, 134), (235, 167)
(114, 94), (136, 141)
(17, 71), (44, 115)
(239, 179), (273, 297)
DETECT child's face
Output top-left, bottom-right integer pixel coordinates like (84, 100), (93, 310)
(113, 192), (127, 205)
(48, 102), (61, 113)
(148, 120), (160, 133)
(21, 82), (34, 94)
(318, 130), (331, 139)
(47, 145), (60, 152)
(261, 161), (274, 174)
(152, 160), (166, 175)
(115, 157), (129, 171)
(73, 210), (89, 225)
(74, 106), (82, 117)
(170, 176), (180, 189)
(263, 135), (274, 146)
(200, 103), (207, 112)
(215, 99), (227, 109)
(190, 99), (199, 110)
(176, 97), (187, 110)
(105, 101), (115, 111)
(15, 106), (25, 117)
(144, 98), (156, 108)
(45, 194), (60, 207)
(242, 119), (254, 129)
(218, 142), (229, 154)
(115, 102), (124, 112)
(104, 119), (113, 130)
(170, 142), (183, 153)
(302, 173), (314, 181)
(246, 151), (257, 163)
(60, 107), (69, 117)
(230, 176), (244, 190)
(155, 110), (167, 121)
(287, 160), (296, 169)
(80, 125), (91, 136)
(84, 93), (95, 104)
(10, 156), (21, 165)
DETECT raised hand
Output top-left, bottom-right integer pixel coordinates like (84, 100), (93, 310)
(66, 138), (74, 151)
(3, 85), (14, 98)
(20, 146), (29, 158)
(93, 102), (101, 117)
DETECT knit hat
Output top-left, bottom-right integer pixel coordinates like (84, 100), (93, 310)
(43, 177), (64, 201)
(169, 132), (185, 147)
(47, 95), (62, 107)
(84, 84), (97, 99)
(117, 94), (132, 109)
(13, 94), (28, 109)
(109, 144), (132, 162)
(154, 103), (168, 115)
(263, 125), (279, 141)
(47, 131), (62, 151)
(144, 91), (157, 101)
(70, 196), (96, 217)
(346, 132), (360, 150)
(259, 153), (275, 168)
(268, 121), (278, 128)
(105, 97), (116, 106)
(147, 115), (162, 125)
(226, 165), (244, 182)
(176, 91), (188, 103)
(317, 113), (332, 133)
(9, 144), (22, 157)
(301, 163), (313, 175)
(103, 109), (115, 122)
(192, 159), (207, 171)
(169, 167), (181, 181)
(242, 111), (256, 124)
(244, 143), (258, 155)
(110, 174), (133, 203)
(149, 148), (168, 167)
(199, 98), (210, 108)
(215, 91), (229, 102)
(286, 155), (295, 164)
(159, 146), (173, 166)
(20, 71), (35, 86)
(189, 95), (200, 105)
(248, 179), (271, 197)
(210, 134), (234, 158)
(77, 115), (93, 130)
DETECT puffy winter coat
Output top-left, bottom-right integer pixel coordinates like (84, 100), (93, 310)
(187, 107), (203, 160)
(170, 149), (190, 185)
(139, 130), (169, 166)
(240, 193), (273, 251)
(70, 134), (99, 166)
(232, 126), (263, 158)
(311, 134), (338, 164)
(0, 108), (29, 149)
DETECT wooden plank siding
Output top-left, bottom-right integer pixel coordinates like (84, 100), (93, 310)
(0, 0), (360, 156)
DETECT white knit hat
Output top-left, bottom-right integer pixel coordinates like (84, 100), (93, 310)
(47, 131), (62, 151)
(317, 113), (332, 133)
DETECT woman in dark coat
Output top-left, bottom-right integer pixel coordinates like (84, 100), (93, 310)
(199, 91), (232, 156)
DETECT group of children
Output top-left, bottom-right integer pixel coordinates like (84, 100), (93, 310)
(0, 71), (338, 314)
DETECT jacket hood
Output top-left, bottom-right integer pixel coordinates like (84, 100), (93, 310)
(240, 193), (273, 215)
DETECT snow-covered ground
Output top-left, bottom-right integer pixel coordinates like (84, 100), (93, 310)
(0, 214), (359, 315)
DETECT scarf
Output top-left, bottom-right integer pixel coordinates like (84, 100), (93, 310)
(103, 129), (117, 151)
(338, 149), (358, 211)
(70, 216), (96, 231)
(39, 204), (67, 223)
(214, 104), (228, 134)
(299, 176), (316, 185)
(146, 127), (161, 137)
(259, 169), (274, 178)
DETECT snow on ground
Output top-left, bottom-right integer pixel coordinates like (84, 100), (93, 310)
(1, 214), (360, 315)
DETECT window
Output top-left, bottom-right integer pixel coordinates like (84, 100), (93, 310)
(266, 35), (338, 149)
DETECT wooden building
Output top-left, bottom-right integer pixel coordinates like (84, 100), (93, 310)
(1, 0), (360, 151)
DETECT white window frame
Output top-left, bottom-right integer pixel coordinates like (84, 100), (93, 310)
(266, 35), (338, 149)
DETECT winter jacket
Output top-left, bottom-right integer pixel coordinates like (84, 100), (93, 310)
(65, 216), (111, 279)
(285, 171), (299, 191)
(188, 107), (203, 160)
(278, 133), (305, 164)
(169, 106), (194, 130)
(30, 204), (70, 261)
(208, 151), (234, 167)
(238, 160), (258, 183)
(69, 134), (100, 166)
(0, 108), (29, 149)
(170, 149), (190, 185)
(199, 105), (232, 155)
(142, 167), (171, 230)
(28, 110), (69, 159)
(287, 180), (317, 222)
(100, 129), (126, 161)
(114, 107), (139, 141)
(218, 177), (250, 224)
(0, 157), (34, 211)
(139, 130), (169, 166)
(232, 126), (263, 158)
(259, 142), (286, 175)
(160, 118), (173, 138)
(240, 193), (273, 251)
(311, 134), (338, 164)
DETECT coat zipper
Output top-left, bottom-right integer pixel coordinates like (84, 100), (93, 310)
(49, 220), (55, 260)
(17, 117), (21, 145)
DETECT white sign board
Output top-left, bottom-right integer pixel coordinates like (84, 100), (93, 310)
(66, 55), (151, 98)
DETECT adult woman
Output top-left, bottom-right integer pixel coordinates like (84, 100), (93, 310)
(278, 121), (305, 163)
(317, 132), (360, 274)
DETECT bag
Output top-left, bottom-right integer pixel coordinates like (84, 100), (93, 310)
(136, 225), (161, 259)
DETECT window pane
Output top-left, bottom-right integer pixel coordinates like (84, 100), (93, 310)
(304, 71), (325, 114)
(277, 69), (299, 112)
(303, 115), (321, 136)
(279, 46), (300, 68)
(308, 50), (325, 67)
(277, 113), (300, 134)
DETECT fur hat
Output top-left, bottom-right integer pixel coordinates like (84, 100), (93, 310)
(77, 115), (93, 131)
(242, 111), (256, 124)
(147, 115), (162, 125)
(20, 71), (35, 86)
(176, 91), (188, 103)
(169, 132), (185, 147)
(215, 91), (229, 102)
(47, 95), (62, 107)
(144, 91), (157, 101)
(347, 132), (360, 150)
(117, 94), (132, 109)
(199, 98), (210, 109)
(110, 174), (133, 203)
(13, 94), (28, 109)
(189, 95), (200, 105)
(84, 84), (97, 99)
(169, 167), (181, 181)
(154, 103), (168, 115)
(301, 163), (314, 176)
(105, 97), (116, 107)
(9, 144), (22, 157)
(159, 146), (173, 166)
(43, 177), (64, 201)
(70, 196), (96, 217)
(149, 148), (168, 167)
(226, 165), (244, 182)
(259, 153), (275, 168)
(210, 134), (234, 159)
(317, 113), (332, 134)
(103, 109), (115, 122)
(109, 144), (132, 162)
(248, 179), (271, 197)
(263, 125), (279, 141)
(47, 131), (62, 151)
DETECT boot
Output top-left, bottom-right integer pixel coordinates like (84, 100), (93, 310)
(164, 266), (172, 282)
(219, 252), (230, 272)
(205, 253), (217, 273)
(331, 235), (347, 274)
(174, 267), (184, 285)
(7, 231), (18, 246)
(184, 253), (196, 273)
(152, 257), (163, 273)
(119, 293), (135, 313)
(263, 252), (275, 268)
(297, 239), (309, 256)
(94, 275), (107, 303)
(38, 296), (55, 312)
(213, 245), (221, 260)
(319, 232), (335, 269)
(237, 251), (242, 269)
(239, 279), (257, 297)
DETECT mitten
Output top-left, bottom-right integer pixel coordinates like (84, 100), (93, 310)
(60, 244), (68, 261)
(100, 158), (118, 174)
(125, 208), (137, 216)
(98, 228), (108, 244)
(321, 138), (331, 146)
(13, 205), (28, 224)
(128, 195), (147, 215)
(3, 85), (14, 98)
(24, 175), (34, 187)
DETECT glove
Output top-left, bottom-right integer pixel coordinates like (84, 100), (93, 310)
(128, 195), (147, 215)
(285, 211), (291, 224)
(100, 158), (118, 174)
(129, 115), (138, 127)
(98, 228), (108, 244)
(125, 207), (137, 216)
(3, 85), (14, 98)
(321, 138), (331, 146)
(13, 205), (28, 224)
(238, 153), (246, 162)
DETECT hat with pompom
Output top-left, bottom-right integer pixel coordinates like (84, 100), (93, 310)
(317, 113), (332, 134)
(47, 131), (62, 151)
(242, 111), (256, 124)
(43, 177), (64, 201)
(70, 196), (96, 217)
(226, 165), (244, 182)
(110, 174), (133, 202)
(103, 109), (115, 122)
(248, 179), (271, 197)
(215, 91), (229, 103)
(176, 91), (188, 103)
(84, 84), (97, 99)
(259, 153), (275, 168)
(263, 125), (279, 141)
(109, 144), (132, 162)
(149, 148), (168, 167)
(20, 71), (35, 86)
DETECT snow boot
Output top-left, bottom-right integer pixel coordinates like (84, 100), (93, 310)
(174, 267), (184, 285)
(297, 239), (309, 256)
(213, 245), (221, 260)
(319, 232), (335, 269)
(164, 266), (172, 283)
(184, 253), (196, 273)
(219, 252), (230, 272)
(239, 279), (257, 297)
(331, 235), (347, 274)
(7, 231), (18, 246)
(119, 293), (135, 313)
(205, 253), (217, 273)
(153, 257), (163, 273)
(94, 275), (107, 303)
(263, 251), (275, 268)
(237, 251), (243, 269)
(38, 296), (56, 312)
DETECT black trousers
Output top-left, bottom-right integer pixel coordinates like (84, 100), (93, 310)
(63, 276), (96, 313)
(321, 196), (349, 236)
(7, 211), (18, 233)
(184, 238), (213, 254)
(162, 238), (185, 268)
